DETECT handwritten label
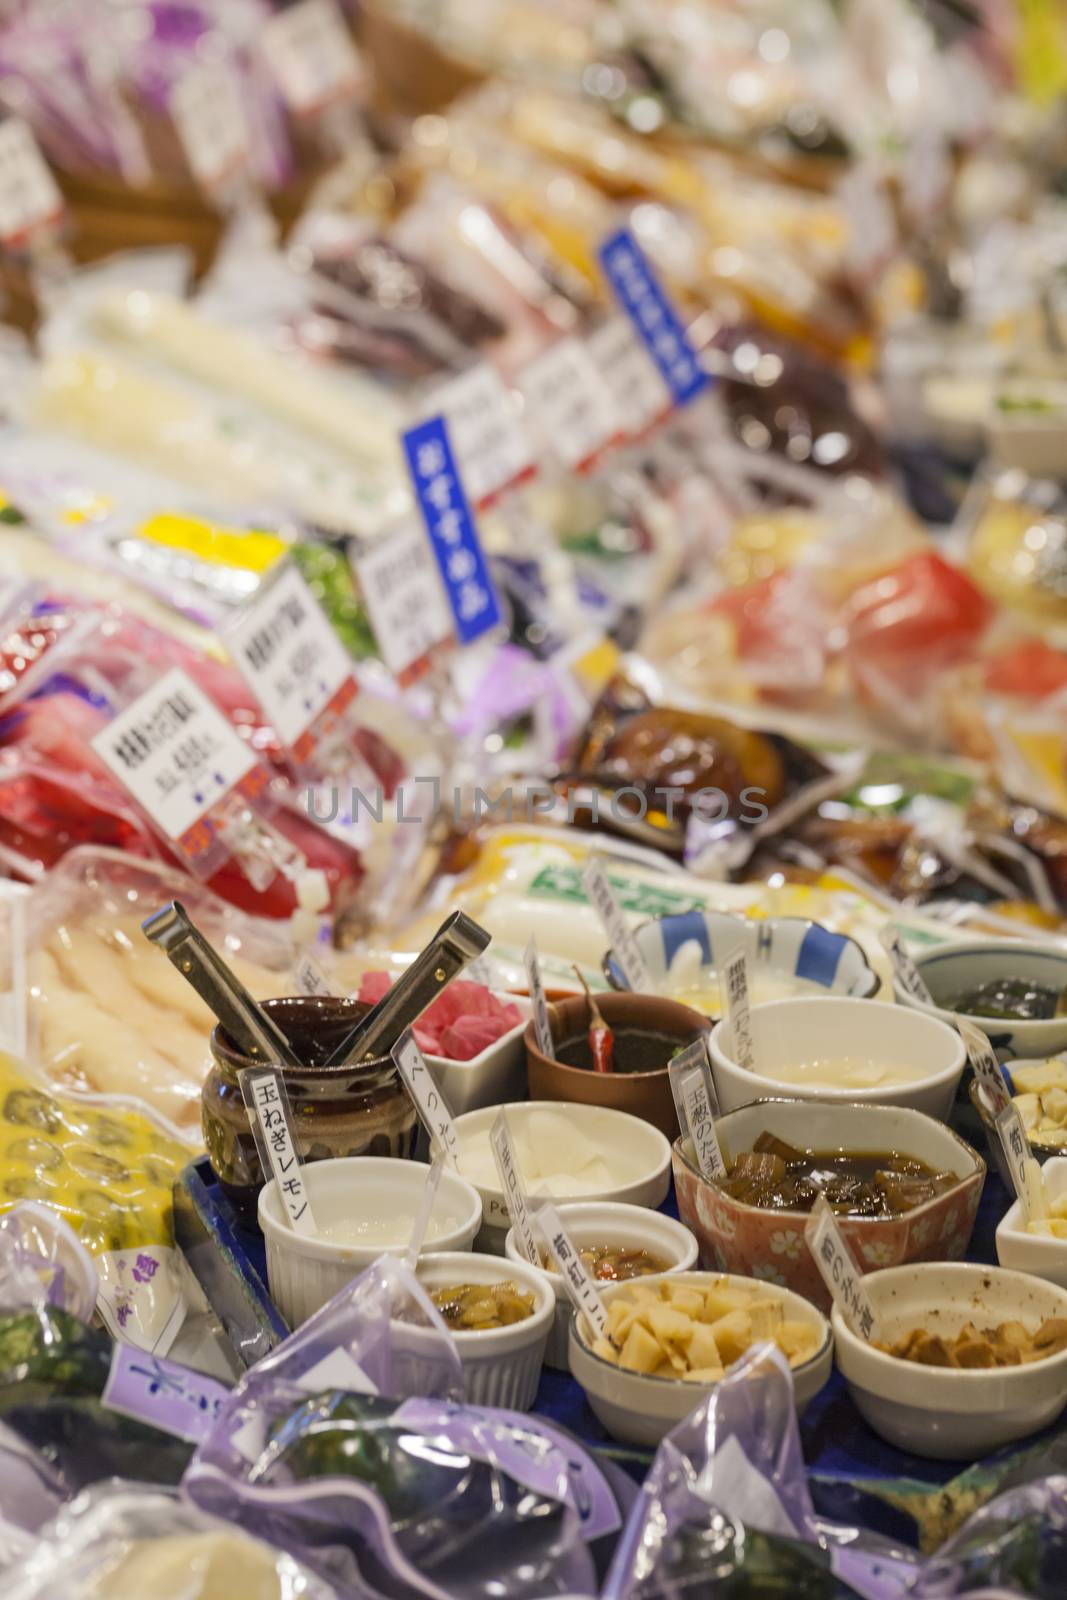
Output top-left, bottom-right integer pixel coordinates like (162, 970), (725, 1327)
(490, 1110), (540, 1265)
(426, 364), (534, 507)
(669, 1040), (725, 1179)
(402, 416), (502, 647)
(0, 117), (63, 247)
(537, 1200), (610, 1343)
(524, 936), (555, 1060)
(581, 858), (653, 993)
(406, 1153), (445, 1268)
(92, 666), (257, 844)
(228, 563), (355, 752)
(805, 1196), (879, 1342)
(588, 316), (672, 441)
(102, 1343), (229, 1443)
(262, 0), (363, 116)
(350, 520), (454, 682)
(880, 930), (934, 1005)
(598, 229), (708, 407)
(170, 62), (249, 193)
(722, 948), (755, 1073)
(958, 1019), (1011, 1116)
(391, 1029), (460, 1164)
(517, 337), (621, 473)
(995, 1102), (1044, 1219)
(241, 1069), (317, 1235)
(294, 952), (333, 998)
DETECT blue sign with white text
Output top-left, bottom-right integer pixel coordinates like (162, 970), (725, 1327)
(598, 228), (709, 407)
(401, 415), (503, 647)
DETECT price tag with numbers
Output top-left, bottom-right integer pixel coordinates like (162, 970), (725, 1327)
(518, 337), (621, 474)
(805, 1196), (880, 1342)
(581, 858), (653, 994)
(228, 562), (357, 762)
(722, 948), (755, 1073)
(391, 1029), (460, 1165)
(350, 521), (454, 683)
(524, 936), (555, 1060)
(170, 61), (250, 194)
(91, 666), (260, 854)
(102, 1343), (229, 1444)
(490, 1109), (541, 1266)
(588, 316), (672, 441)
(879, 929), (934, 1005)
(0, 117), (64, 247)
(957, 1019), (1012, 1117)
(263, 0), (363, 115)
(598, 229), (708, 408)
(537, 1200), (610, 1343)
(425, 364), (535, 508)
(668, 1039), (724, 1179)
(240, 1069), (318, 1236)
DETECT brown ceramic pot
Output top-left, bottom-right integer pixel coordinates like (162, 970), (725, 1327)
(524, 991), (710, 1140)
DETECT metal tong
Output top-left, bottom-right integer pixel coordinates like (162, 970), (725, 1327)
(323, 910), (491, 1068)
(141, 901), (300, 1067)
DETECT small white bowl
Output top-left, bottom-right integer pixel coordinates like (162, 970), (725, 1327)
(833, 1261), (1067, 1459)
(504, 1202), (699, 1371)
(709, 996), (966, 1119)
(568, 1270), (832, 1447)
(996, 1157), (1067, 1289)
(453, 1101), (672, 1254)
(260, 1157), (482, 1328)
(893, 939), (1067, 1061)
(424, 996), (531, 1116)
(414, 1251), (554, 1410)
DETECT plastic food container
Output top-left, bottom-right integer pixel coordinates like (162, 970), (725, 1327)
(202, 995), (418, 1212)
(414, 1251), (554, 1410)
(504, 1201), (698, 1369)
(259, 1156), (482, 1327)
(673, 1100), (985, 1310)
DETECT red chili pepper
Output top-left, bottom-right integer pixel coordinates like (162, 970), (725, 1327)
(574, 967), (614, 1074)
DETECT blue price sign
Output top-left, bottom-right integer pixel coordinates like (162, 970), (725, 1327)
(401, 415), (503, 647)
(598, 228), (709, 407)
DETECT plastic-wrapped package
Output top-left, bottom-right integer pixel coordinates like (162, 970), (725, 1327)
(186, 1256), (629, 1600)
(5, 1485), (338, 1600)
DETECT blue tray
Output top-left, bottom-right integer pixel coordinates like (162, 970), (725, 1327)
(174, 1126), (1065, 1553)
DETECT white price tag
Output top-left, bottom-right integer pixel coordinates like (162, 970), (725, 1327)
(805, 1196), (879, 1342)
(537, 1200), (610, 1343)
(588, 317), (671, 441)
(838, 162), (897, 278)
(294, 952), (333, 998)
(241, 1069), (317, 1235)
(958, 1019), (1011, 1117)
(722, 948), (755, 1074)
(0, 117), (63, 246)
(879, 930), (934, 1005)
(92, 667), (257, 843)
(524, 936), (555, 1060)
(263, 0), (363, 116)
(995, 1103), (1045, 1221)
(581, 858), (653, 993)
(490, 1110), (541, 1265)
(228, 563), (356, 751)
(518, 337), (621, 473)
(426, 364), (534, 507)
(391, 1029), (460, 1165)
(406, 1152), (445, 1269)
(171, 62), (249, 193)
(668, 1040), (724, 1179)
(351, 522), (454, 682)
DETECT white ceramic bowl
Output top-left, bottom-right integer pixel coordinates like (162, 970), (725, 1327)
(453, 1101), (673, 1253)
(833, 1261), (1067, 1459)
(424, 996), (531, 1116)
(413, 1251), (554, 1410)
(709, 996), (967, 1119)
(996, 1157), (1067, 1289)
(504, 1202), (699, 1371)
(893, 939), (1067, 1061)
(260, 1157), (482, 1328)
(568, 1270), (832, 1447)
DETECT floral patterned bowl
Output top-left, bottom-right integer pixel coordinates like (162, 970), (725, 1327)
(672, 1100), (985, 1312)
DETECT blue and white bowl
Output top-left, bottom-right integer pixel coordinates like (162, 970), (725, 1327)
(602, 911), (880, 1007)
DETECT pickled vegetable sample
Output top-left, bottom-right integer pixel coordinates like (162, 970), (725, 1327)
(877, 1318), (1067, 1368)
(430, 1280), (536, 1330)
(951, 976), (1060, 1022)
(720, 1132), (956, 1217)
(539, 1242), (669, 1281)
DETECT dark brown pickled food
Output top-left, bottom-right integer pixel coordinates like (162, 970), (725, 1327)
(720, 1131), (956, 1217)
(538, 1242), (670, 1281)
(951, 976), (1059, 1022)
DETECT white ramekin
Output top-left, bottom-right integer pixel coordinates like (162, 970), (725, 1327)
(414, 1251), (554, 1410)
(259, 1156), (482, 1328)
(504, 1202), (699, 1371)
